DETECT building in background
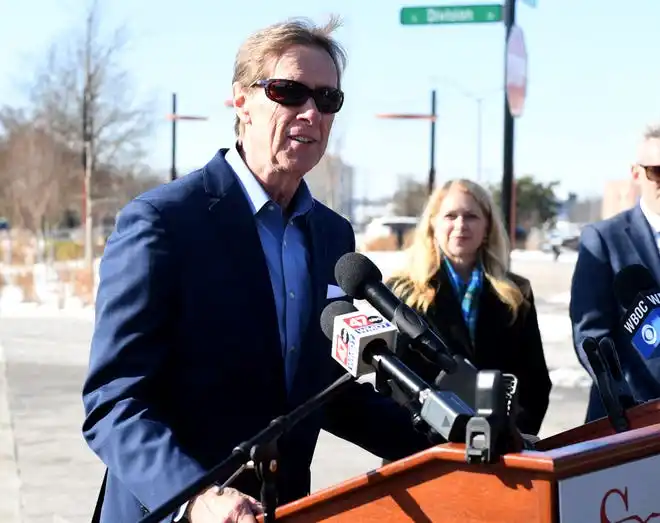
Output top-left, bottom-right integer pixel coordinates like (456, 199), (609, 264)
(601, 179), (640, 219)
(568, 197), (603, 224)
(305, 153), (354, 222)
(555, 191), (602, 224)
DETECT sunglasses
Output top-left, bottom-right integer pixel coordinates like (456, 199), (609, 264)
(251, 79), (344, 114)
(642, 165), (660, 182)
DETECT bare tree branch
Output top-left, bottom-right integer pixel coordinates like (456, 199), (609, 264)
(0, 117), (73, 232)
(29, 0), (155, 172)
(0, 0), (158, 233)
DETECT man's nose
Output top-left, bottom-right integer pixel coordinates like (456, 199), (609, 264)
(298, 98), (321, 125)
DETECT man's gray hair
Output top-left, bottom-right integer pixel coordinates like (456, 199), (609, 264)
(231, 16), (347, 137)
(643, 124), (660, 140)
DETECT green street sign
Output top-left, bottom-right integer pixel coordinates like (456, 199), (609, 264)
(400, 5), (503, 25)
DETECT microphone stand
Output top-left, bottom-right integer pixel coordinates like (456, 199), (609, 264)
(465, 371), (528, 464)
(138, 373), (355, 523)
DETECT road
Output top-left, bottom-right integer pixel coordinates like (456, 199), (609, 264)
(0, 253), (589, 523)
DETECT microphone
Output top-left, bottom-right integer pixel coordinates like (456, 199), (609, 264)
(334, 252), (458, 374)
(320, 301), (473, 442)
(324, 301), (399, 378)
(614, 264), (660, 360)
(597, 336), (640, 410)
(614, 263), (658, 310)
(581, 336), (630, 432)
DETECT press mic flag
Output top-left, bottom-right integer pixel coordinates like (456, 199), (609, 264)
(330, 309), (398, 378)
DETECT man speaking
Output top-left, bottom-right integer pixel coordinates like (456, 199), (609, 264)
(81, 17), (433, 523)
(570, 124), (660, 421)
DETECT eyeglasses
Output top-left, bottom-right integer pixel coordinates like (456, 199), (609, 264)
(642, 165), (660, 182)
(251, 79), (344, 114)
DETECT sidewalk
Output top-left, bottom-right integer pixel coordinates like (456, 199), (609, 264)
(0, 342), (20, 523)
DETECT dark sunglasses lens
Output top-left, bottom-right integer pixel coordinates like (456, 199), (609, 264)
(264, 80), (343, 114)
(314, 88), (344, 114)
(265, 81), (308, 106)
(646, 166), (660, 181)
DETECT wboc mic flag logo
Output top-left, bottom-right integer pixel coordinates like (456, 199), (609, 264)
(642, 324), (658, 345)
(632, 314), (660, 359)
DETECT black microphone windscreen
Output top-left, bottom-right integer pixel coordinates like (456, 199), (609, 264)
(320, 300), (357, 340)
(613, 264), (658, 309)
(334, 252), (383, 299)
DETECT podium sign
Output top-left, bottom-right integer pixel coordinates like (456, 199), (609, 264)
(558, 453), (660, 521)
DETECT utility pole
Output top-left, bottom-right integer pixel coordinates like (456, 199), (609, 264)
(375, 89), (438, 195)
(171, 93), (177, 181)
(476, 97), (483, 182)
(428, 89), (437, 195)
(82, 9), (94, 277)
(167, 93), (207, 182)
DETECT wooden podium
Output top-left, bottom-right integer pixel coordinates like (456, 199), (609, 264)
(265, 399), (660, 522)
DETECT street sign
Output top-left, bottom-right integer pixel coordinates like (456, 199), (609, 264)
(505, 24), (528, 118)
(400, 5), (503, 25)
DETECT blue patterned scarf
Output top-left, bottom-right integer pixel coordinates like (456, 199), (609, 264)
(443, 258), (484, 344)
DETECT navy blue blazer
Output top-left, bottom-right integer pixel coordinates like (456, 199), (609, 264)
(82, 149), (432, 522)
(570, 204), (660, 421)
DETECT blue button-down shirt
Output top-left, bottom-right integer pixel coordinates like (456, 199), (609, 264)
(225, 146), (314, 391)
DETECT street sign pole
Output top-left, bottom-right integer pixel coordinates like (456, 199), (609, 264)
(501, 0), (517, 252)
(399, 1), (531, 215)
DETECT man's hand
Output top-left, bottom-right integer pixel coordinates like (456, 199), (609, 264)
(188, 486), (263, 523)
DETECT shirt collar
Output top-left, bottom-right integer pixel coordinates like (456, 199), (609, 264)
(225, 143), (315, 218)
(640, 198), (660, 235)
(225, 145), (270, 215)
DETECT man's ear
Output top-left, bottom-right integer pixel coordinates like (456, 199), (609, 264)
(232, 82), (251, 127)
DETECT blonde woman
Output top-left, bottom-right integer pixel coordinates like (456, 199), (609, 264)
(389, 179), (551, 436)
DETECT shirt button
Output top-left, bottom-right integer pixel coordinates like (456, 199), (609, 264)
(290, 345), (296, 352)
(283, 240), (287, 248)
(268, 204), (274, 211)
(289, 291), (295, 299)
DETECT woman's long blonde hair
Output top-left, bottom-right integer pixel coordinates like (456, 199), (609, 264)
(390, 179), (525, 319)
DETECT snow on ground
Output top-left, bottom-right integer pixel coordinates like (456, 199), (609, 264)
(0, 251), (589, 388)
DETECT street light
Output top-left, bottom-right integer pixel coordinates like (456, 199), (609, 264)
(377, 80), (501, 194)
(377, 89), (438, 195)
(429, 76), (502, 183)
(166, 93), (209, 181)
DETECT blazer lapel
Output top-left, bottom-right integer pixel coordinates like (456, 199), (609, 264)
(203, 150), (282, 369)
(627, 205), (660, 284)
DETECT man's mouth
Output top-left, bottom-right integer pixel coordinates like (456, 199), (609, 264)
(289, 136), (316, 144)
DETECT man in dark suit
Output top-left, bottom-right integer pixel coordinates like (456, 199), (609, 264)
(82, 18), (434, 523)
(570, 124), (660, 422)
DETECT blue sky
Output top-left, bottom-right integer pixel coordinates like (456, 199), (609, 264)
(1, 0), (659, 200)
